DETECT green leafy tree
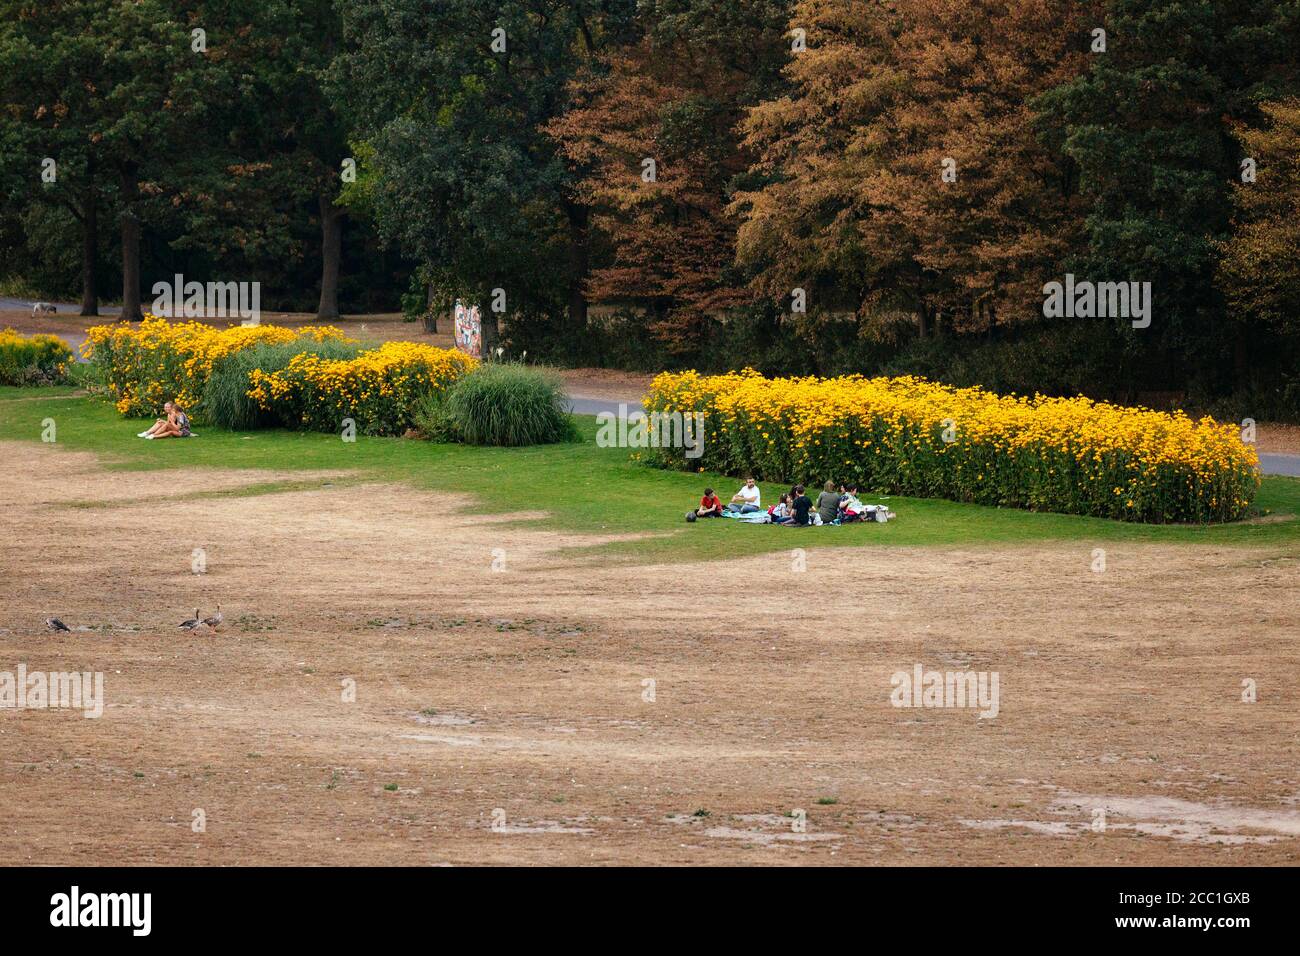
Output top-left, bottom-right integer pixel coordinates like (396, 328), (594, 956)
(1, 1), (238, 319)
(1035, 0), (1300, 388)
(170, 0), (357, 320)
(330, 0), (636, 349)
(1, 0), (120, 314)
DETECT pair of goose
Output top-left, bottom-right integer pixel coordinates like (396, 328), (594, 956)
(45, 606), (223, 632)
(179, 605), (223, 631)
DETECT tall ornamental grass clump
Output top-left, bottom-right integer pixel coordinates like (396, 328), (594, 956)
(442, 363), (575, 446)
(204, 338), (364, 430)
(0, 329), (73, 385)
(645, 369), (1260, 524)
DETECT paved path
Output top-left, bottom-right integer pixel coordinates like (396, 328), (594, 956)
(1258, 453), (1300, 478)
(567, 396), (643, 417)
(0, 296), (119, 314)
(62, 332), (90, 355)
(8, 294), (1299, 476)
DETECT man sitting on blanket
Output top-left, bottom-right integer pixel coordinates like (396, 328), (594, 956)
(725, 477), (762, 514)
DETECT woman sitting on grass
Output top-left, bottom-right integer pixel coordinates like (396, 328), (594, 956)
(769, 493), (794, 525)
(839, 483), (865, 522)
(138, 401), (192, 440)
(815, 480), (841, 525)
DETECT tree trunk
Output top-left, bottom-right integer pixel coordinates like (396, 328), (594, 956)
(79, 184), (98, 316)
(120, 163), (142, 322)
(1233, 329), (1249, 390)
(480, 307), (499, 357)
(565, 201), (589, 333)
(316, 193), (343, 321)
(421, 280), (438, 334)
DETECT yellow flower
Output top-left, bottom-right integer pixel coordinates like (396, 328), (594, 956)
(644, 368), (1258, 523)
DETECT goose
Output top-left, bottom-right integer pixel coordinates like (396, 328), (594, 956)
(46, 617), (71, 632)
(202, 604), (223, 630)
(178, 609), (203, 630)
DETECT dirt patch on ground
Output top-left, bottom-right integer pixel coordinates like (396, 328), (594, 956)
(555, 368), (654, 404)
(1256, 423), (1300, 455)
(3, 440), (1296, 865)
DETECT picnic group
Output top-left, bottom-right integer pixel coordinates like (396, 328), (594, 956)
(687, 478), (895, 526)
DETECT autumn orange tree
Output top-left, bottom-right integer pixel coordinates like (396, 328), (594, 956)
(546, 0), (791, 352)
(733, 0), (1100, 339)
(1217, 99), (1300, 337)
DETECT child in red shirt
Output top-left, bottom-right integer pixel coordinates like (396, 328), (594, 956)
(696, 487), (724, 517)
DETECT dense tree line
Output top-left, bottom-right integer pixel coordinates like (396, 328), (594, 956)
(2, 0), (1298, 413)
(0, 0), (396, 319)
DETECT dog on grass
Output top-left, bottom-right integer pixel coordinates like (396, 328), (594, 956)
(32, 302), (56, 316)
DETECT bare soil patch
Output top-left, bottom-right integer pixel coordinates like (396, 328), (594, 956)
(1256, 423), (1300, 455)
(555, 367), (654, 404)
(3, 441), (1296, 865)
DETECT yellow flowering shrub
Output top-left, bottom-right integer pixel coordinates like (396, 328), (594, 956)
(82, 315), (354, 417)
(246, 341), (477, 436)
(0, 329), (74, 385)
(645, 369), (1260, 524)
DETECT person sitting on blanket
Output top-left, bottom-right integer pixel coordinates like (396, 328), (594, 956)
(725, 477), (762, 514)
(696, 487), (724, 518)
(815, 480), (841, 525)
(787, 485), (813, 526)
(769, 493), (795, 525)
(839, 483), (865, 522)
(138, 400), (191, 440)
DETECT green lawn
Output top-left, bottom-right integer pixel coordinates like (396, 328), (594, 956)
(3, 387), (1298, 563)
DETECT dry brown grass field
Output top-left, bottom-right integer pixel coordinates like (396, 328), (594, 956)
(2, 438), (1297, 865)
